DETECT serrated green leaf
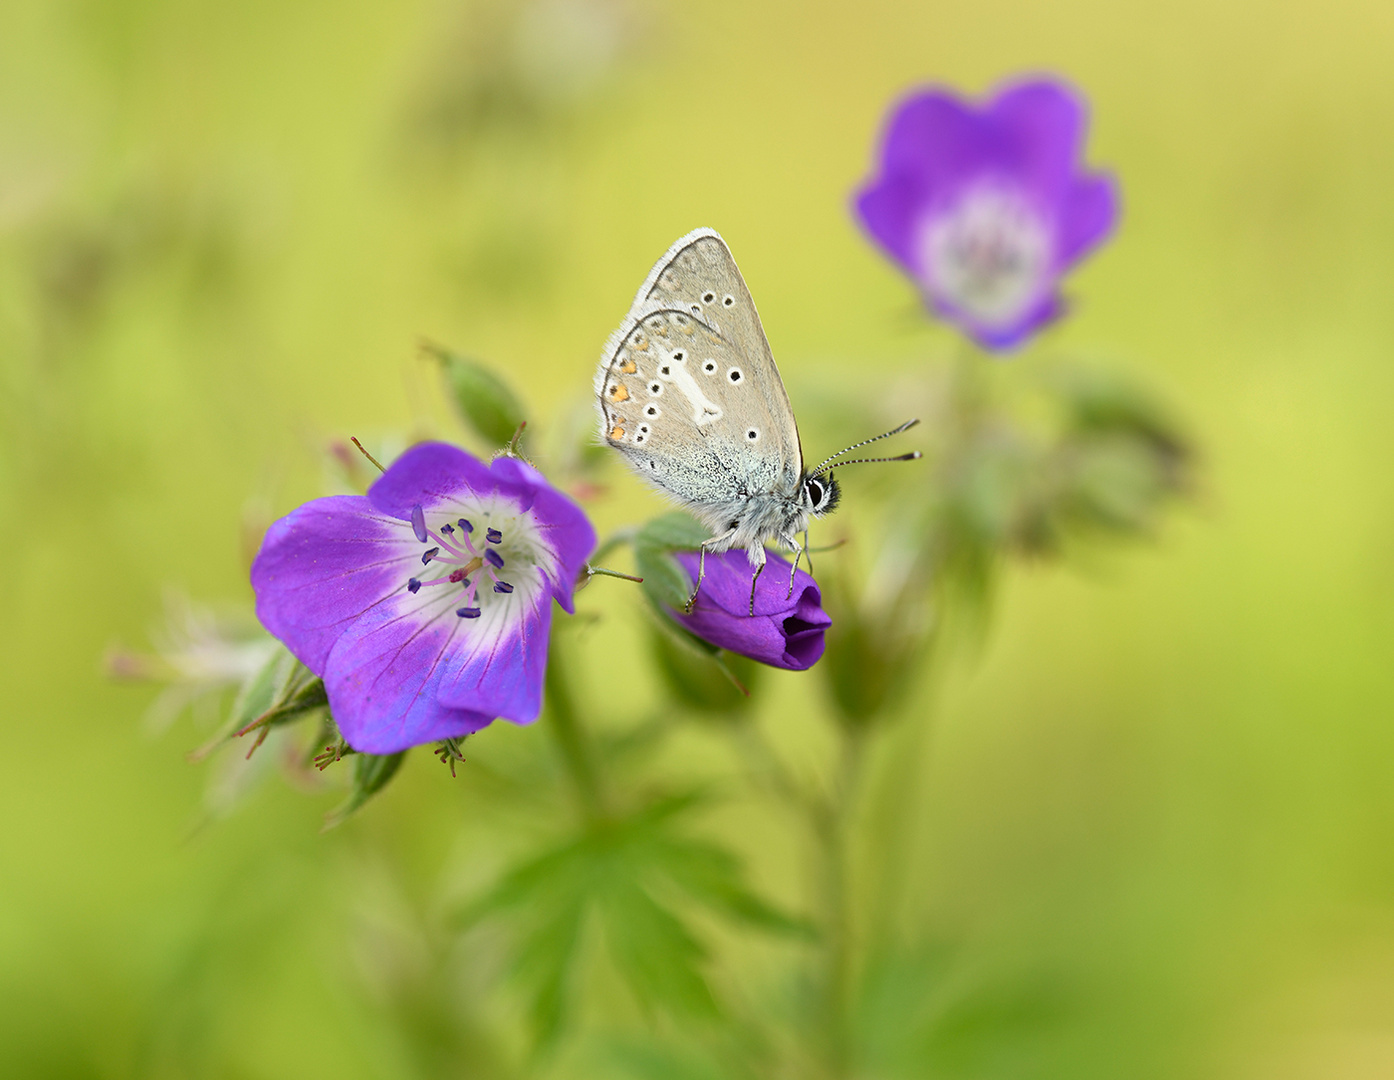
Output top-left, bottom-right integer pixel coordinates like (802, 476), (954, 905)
(427, 343), (527, 448)
(650, 837), (814, 938)
(601, 879), (718, 1020)
(514, 896), (587, 1051)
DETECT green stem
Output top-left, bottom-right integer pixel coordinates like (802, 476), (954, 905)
(819, 724), (868, 1079)
(544, 633), (605, 821)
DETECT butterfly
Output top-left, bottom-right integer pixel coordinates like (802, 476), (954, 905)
(595, 228), (920, 612)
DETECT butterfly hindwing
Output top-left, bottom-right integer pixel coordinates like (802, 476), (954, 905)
(595, 230), (804, 515)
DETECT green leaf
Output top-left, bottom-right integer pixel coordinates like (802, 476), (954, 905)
(601, 879), (719, 1020)
(322, 750), (406, 829)
(514, 895), (587, 1051)
(425, 341), (527, 448)
(650, 836), (814, 938)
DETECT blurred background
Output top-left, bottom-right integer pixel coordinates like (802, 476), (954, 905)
(4, 0), (1394, 1076)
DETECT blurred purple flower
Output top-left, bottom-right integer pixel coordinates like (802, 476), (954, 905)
(251, 443), (595, 753)
(854, 76), (1119, 351)
(668, 551), (831, 671)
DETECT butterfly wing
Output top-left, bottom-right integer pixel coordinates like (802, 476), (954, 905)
(595, 229), (804, 523)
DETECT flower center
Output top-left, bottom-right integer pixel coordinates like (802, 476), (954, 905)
(402, 496), (550, 620)
(919, 183), (1052, 328)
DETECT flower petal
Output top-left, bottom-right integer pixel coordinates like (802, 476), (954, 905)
(488, 457), (597, 612)
(1057, 172), (1120, 267)
(876, 89), (998, 193)
(668, 551), (831, 671)
(943, 292), (1066, 353)
(322, 583), (536, 753)
(367, 442), (535, 519)
(854, 174), (926, 274)
(988, 77), (1088, 202)
(251, 495), (415, 673)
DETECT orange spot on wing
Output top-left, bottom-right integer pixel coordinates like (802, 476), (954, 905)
(609, 383), (630, 402)
(610, 425), (626, 440)
(619, 358), (637, 373)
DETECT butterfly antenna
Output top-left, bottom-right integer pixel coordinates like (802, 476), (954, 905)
(812, 418), (920, 476)
(826, 451), (922, 469)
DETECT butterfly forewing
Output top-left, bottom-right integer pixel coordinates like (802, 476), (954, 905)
(596, 230), (804, 515)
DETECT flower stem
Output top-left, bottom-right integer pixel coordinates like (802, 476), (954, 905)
(544, 633), (605, 821)
(818, 723), (868, 1079)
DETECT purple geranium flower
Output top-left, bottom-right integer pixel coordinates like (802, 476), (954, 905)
(251, 442), (596, 754)
(854, 76), (1119, 351)
(668, 550), (831, 671)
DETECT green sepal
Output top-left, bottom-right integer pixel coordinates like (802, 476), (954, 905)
(322, 750), (406, 830)
(424, 341), (527, 448)
(634, 513), (708, 611)
(648, 620), (760, 712)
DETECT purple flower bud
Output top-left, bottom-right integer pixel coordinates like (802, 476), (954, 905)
(853, 76), (1119, 352)
(668, 550), (831, 671)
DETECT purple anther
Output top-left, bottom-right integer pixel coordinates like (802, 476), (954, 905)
(484, 549), (505, 569)
(421, 547), (440, 565)
(410, 504), (428, 543)
(458, 518), (473, 533)
(493, 581), (514, 594)
(407, 578), (421, 594)
(440, 523), (455, 536)
(456, 606), (482, 619)
(486, 528), (503, 544)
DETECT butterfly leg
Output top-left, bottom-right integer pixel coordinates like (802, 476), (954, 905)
(684, 529), (737, 612)
(747, 545), (767, 615)
(784, 533), (805, 599)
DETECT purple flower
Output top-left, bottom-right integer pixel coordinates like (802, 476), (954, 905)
(667, 551), (831, 671)
(251, 443), (596, 754)
(854, 76), (1119, 351)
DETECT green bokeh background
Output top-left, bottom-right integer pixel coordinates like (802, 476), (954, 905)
(4, 0), (1394, 1076)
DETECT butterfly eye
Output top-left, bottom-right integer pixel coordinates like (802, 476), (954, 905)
(702, 360), (717, 374)
(728, 368), (743, 383)
(722, 295), (735, 306)
(702, 292), (715, 304)
(807, 478), (825, 505)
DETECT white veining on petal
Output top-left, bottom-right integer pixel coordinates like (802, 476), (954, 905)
(918, 182), (1053, 330)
